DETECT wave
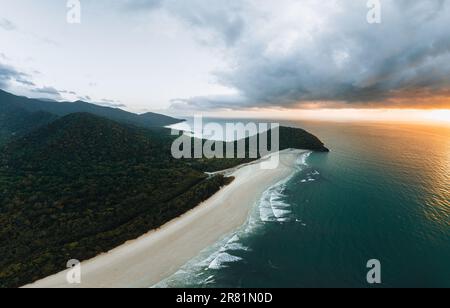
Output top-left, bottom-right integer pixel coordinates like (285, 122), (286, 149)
(208, 253), (243, 270)
(259, 185), (292, 222)
(258, 151), (311, 223)
(153, 151), (312, 288)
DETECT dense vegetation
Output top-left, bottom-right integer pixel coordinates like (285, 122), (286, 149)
(0, 90), (328, 288)
(0, 113), (233, 287)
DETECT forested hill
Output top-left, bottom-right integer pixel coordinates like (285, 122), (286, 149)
(0, 111), (329, 287)
(1, 113), (177, 172)
(0, 113), (231, 288)
(0, 89), (183, 145)
(179, 125), (329, 172)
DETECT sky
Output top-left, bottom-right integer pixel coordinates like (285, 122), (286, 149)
(1, 0), (450, 120)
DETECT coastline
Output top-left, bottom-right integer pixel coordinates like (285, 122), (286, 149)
(24, 149), (307, 288)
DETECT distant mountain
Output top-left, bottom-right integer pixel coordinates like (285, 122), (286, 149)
(0, 94), (58, 144)
(0, 89), (184, 145)
(138, 111), (185, 127)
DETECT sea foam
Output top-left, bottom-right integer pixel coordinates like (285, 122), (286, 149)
(153, 151), (312, 288)
(208, 253), (243, 270)
(258, 151), (311, 223)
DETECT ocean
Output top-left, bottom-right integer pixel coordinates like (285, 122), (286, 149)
(159, 120), (450, 288)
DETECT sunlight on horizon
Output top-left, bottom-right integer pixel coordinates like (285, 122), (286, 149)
(205, 108), (450, 126)
(425, 110), (450, 124)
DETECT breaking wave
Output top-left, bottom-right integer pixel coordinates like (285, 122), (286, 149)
(153, 151), (313, 288)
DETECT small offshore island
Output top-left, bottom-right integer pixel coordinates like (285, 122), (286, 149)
(0, 90), (328, 288)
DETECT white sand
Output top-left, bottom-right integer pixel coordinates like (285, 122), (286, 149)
(24, 149), (306, 288)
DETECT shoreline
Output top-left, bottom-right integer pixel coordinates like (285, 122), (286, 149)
(24, 149), (307, 288)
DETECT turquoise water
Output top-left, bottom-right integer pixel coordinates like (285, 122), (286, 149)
(161, 120), (450, 288)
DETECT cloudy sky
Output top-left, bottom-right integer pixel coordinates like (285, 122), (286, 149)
(1, 0), (450, 117)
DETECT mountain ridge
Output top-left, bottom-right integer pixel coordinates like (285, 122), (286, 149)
(0, 89), (184, 145)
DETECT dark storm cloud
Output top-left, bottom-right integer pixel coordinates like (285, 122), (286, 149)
(0, 63), (105, 103)
(0, 63), (61, 99)
(98, 99), (127, 108)
(128, 0), (450, 109)
(59, 90), (78, 96)
(15, 78), (36, 87)
(0, 63), (63, 100)
(0, 63), (31, 88)
(31, 86), (63, 100)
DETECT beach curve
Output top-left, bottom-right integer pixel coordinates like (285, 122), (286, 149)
(24, 149), (308, 288)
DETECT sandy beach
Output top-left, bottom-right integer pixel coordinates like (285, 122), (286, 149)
(24, 149), (307, 288)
